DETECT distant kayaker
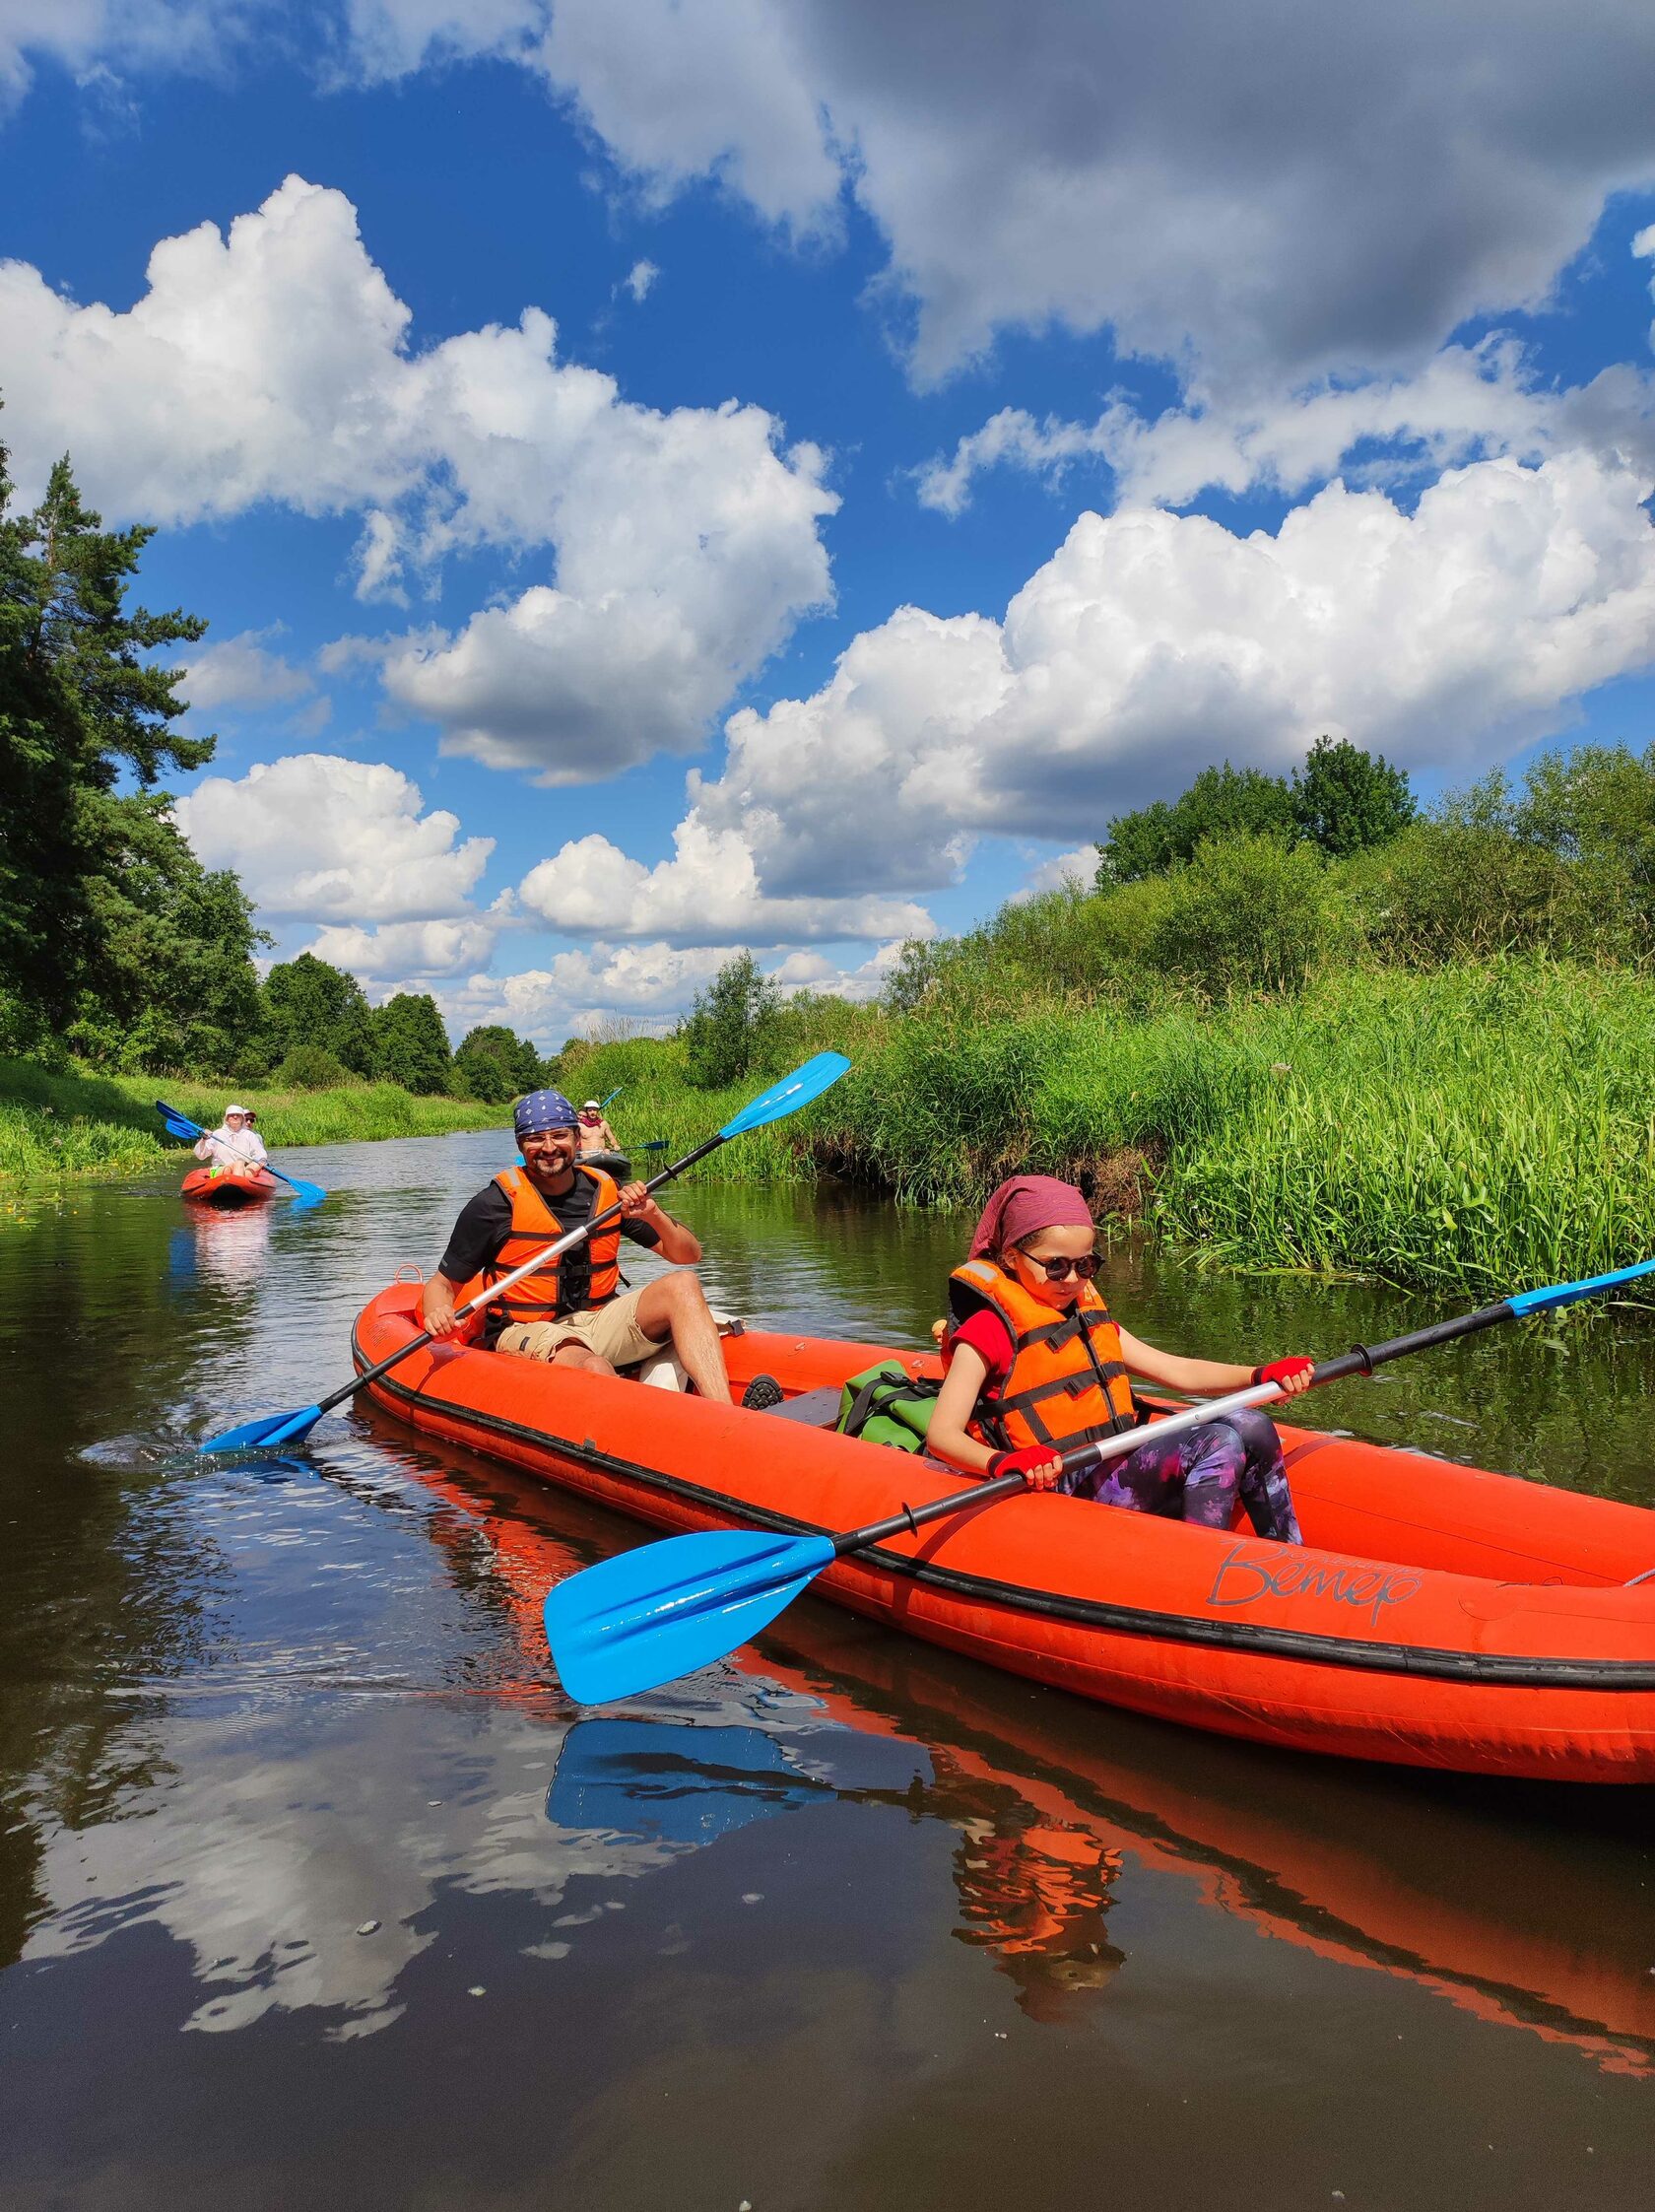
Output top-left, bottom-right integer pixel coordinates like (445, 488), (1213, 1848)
(421, 1088), (733, 1402)
(194, 1105), (268, 1169)
(927, 1175), (1309, 1541)
(576, 1099), (619, 1155)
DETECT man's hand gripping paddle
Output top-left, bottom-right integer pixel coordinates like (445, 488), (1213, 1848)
(544, 1256), (1655, 1705)
(156, 1101), (326, 1205)
(196, 1051), (852, 1455)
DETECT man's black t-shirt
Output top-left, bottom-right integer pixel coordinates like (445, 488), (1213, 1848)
(438, 1170), (661, 1346)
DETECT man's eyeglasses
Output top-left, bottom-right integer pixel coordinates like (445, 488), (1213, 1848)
(1018, 1249), (1101, 1282)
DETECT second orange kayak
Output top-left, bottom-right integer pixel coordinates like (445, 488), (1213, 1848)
(180, 1163), (279, 1207)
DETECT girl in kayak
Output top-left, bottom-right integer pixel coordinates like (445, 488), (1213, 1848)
(928, 1175), (1309, 1541)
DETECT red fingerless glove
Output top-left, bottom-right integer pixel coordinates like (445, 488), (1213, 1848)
(987, 1443), (1065, 1491)
(1251, 1356), (1314, 1388)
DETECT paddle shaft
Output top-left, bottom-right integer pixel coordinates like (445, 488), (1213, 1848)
(828, 1298), (1518, 1557)
(320, 1135), (729, 1417)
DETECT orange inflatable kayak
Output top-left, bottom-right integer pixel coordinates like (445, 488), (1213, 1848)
(180, 1162), (279, 1207)
(352, 1283), (1655, 1781)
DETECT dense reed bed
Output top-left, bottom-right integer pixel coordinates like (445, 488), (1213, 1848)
(564, 962), (1655, 1295)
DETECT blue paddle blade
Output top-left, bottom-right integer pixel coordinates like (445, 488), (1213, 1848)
(198, 1403), (326, 1455)
(1509, 1255), (1655, 1316)
(549, 1719), (832, 1845)
(278, 1173), (327, 1205)
(717, 1051), (851, 1139)
(156, 1099), (206, 1142)
(544, 1528), (836, 1705)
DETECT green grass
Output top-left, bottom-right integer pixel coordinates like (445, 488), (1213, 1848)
(0, 1057), (500, 1180)
(559, 960), (1655, 1294)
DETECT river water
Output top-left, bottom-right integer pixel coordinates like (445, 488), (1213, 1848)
(1, 1130), (1650, 2210)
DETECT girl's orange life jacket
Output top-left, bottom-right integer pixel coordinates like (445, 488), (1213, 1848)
(459, 1164), (623, 1336)
(947, 1257), (1139, 1453)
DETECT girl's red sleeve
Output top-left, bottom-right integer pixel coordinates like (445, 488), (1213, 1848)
(950, 1307), (1015, 1389)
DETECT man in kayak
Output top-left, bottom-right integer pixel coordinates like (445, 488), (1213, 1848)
(421, 1088), (733, 1402)
(193, 1105), (268, 1169)
(927, 1175), (1310, 1539)
(576, 1099), (620, 1155)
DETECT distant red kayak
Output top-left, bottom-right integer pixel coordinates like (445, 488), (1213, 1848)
(180, 1163), (279, 1207)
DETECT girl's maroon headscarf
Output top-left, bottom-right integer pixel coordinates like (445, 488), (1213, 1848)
(968, 1175), (1093, 1259)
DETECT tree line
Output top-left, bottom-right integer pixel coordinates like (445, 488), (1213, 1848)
(0, 418), (545, 1102)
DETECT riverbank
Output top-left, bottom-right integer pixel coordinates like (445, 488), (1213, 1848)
(0, 1058), (500, 1180)
(560, 959), (1655, 1296)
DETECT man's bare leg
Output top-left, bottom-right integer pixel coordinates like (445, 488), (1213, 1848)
(550, 1344), (617, 1378)
(635, 1271), (732, 1403)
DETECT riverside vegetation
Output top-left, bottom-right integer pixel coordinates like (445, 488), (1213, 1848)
(555, 743), (1655, 1296)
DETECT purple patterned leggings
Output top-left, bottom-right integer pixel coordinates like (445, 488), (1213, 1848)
(1061, 1407), (1302, 1545)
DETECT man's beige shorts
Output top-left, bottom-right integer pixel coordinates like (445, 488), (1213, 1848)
(496, 1284), (658, 1371)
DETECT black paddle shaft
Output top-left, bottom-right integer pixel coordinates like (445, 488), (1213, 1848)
(828, 1298), (1519, 1560)
(315, 1135), (731, 1418)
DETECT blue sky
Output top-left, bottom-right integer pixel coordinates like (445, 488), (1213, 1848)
(4, 2), (1655, 1045)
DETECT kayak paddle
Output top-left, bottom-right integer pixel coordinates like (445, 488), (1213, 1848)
(544, 1254), (1655, 1704)
(156, 1101), (326, 1205)
(599, 1087), (622, 1109)
(198, 1050), (852, 1456)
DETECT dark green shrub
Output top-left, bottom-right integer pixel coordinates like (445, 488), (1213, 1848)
(682, 954), (781, 1088)
(273, 1043), (353, 1090)
(1151, 834), (1351, 994)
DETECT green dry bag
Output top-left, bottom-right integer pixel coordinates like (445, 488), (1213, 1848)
(835, 1361), (943, 1453)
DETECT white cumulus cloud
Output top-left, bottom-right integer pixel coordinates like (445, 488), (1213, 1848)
(516, 814), (935, 945)
(683, 449), (1655, 891)
(917, 336), (1655, 517)
(174, 753), (494, 922)
(1016, 846), (1100, 903)
(302, 915), (504, 981)
(2, 174), (836, 779)
(172, 627), (317, 716)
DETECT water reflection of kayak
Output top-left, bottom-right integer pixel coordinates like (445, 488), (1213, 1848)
(366, 1432), (1655, 2072)
(180, 1164), (279, 1207)
(351, 1284), (1655, 1781)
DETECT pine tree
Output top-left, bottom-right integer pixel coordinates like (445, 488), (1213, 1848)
(0, 433), (227, 1052)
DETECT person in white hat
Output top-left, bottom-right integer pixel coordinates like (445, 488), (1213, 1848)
(576, 1097), (619, 1156)
(194, 1105), (269, 1168)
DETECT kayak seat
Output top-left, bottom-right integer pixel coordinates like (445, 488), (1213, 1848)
(754, 1384), (842, 1429)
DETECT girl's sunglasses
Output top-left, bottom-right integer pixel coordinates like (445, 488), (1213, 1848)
(1018, 1249), (1101, 1282)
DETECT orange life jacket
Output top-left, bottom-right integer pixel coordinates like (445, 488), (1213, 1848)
(947, 1257), (1139, 1453)
(462, 1164), (622, 1335)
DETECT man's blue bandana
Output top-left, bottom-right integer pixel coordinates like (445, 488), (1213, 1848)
(513, 1089), (578, 1138)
